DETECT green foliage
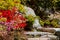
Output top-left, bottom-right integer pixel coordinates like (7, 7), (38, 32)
(25, 0), (53, 20)
(51, 20), (58, 27)
(26, 0), (54, 9)
(25, 15), (36, 31)
(45, 20), (51, 25)
(39, 18), (59, 28)
(25, 15), (35, 24)
(40, 20), (51, 26)
(50, 19), (59, 27)
(40, 20), (44, 26)
(25, 0), (60, 28)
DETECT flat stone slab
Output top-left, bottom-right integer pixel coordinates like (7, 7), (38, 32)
(28, 38), (50, 40)
(24, 32), (53, 35)
(39, 38), (50, 40)
(38, 28), (60, 32)
(44, 28), (60, 31)
(28, 38), (39, 40)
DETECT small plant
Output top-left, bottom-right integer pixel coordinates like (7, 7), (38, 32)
(44, 20), (51, 25)
(40, 18), (59, 28)
(51, 19), (59, 28)
(40, 20), (44, 26)
(25, 14), (35, 25)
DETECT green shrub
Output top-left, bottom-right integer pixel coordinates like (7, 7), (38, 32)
(40, 20), (44, 26)
(44, 20), (51, 25)
(51, 19), (59, 27)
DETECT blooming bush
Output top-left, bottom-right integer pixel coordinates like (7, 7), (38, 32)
(0, 10), (27, 31)
(0, 0), (27, 40)
(0, 0), (27, 31)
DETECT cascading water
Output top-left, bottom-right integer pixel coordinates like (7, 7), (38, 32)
(24, 6), (43, 36)
(24, 6), (58, 39)
(24, 6), (41, 28)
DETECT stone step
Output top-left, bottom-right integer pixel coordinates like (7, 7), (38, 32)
(28, 38), (50, 40)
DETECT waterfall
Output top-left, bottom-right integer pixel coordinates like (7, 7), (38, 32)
(24, 6), (42, 28)
(33, 18), (42, 28)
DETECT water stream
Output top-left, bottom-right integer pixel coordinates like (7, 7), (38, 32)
(24, 6), (41, 28)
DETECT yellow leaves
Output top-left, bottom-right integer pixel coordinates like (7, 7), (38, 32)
(0, 0), (25, 13)
(19, 4), (25, 12)
(0, 17), (7, 22)
(0, 0), (24, 10)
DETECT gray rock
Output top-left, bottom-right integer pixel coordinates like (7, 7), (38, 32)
(40, 35), (58, 40)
